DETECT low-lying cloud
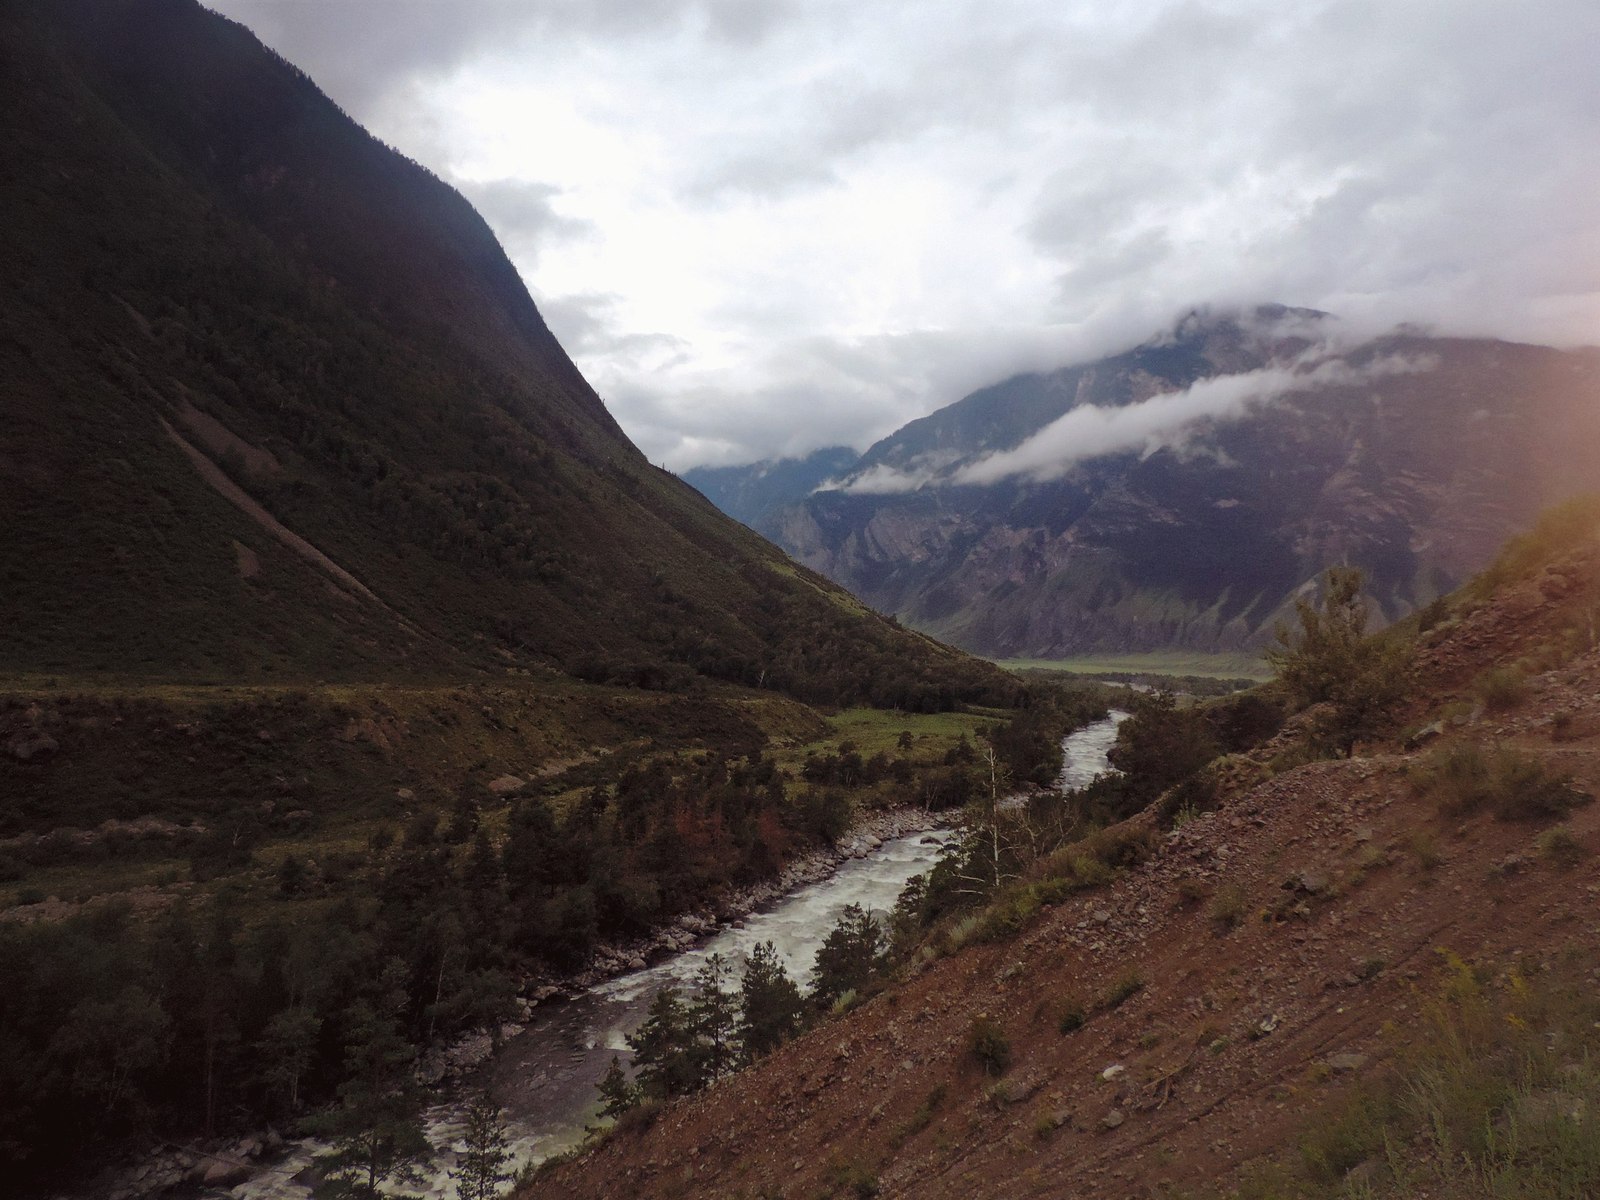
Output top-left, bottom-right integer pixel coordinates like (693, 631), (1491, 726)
(827, 349), (1429, 494)
(958, 353), (1428, 485)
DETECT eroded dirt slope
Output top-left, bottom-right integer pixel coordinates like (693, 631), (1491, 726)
(531, 548), (1600, 1199)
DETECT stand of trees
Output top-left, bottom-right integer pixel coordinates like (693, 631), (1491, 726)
(601, 911), (887, 1114)
(0, 687), (1108, 1188)
(0, 721), (1013, 1189)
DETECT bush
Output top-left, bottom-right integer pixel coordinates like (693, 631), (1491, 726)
(1538, 825), (1586, 866)
(1102, 971), (1144, 1010)
(825, 1160), (881, 1198)
(1411, 743), (1588, 821)
(889, 1085), (946, 1149)
(969, 1015), (1012, 1075)
(1209, 883), (1247, 930)
(1266, 567), (1412, 753)
(1473, 666), (1527, 712)
(1289, 950), (1600, 1196)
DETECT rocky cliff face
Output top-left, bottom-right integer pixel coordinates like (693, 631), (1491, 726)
(756, 312), (1600, 657)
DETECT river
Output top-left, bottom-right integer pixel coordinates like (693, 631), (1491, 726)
(227, 712), (1126, 1200)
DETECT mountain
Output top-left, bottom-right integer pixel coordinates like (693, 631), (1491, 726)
(681, 446), (859, 531)
(755, 309), (1600, 661)
(0, 0), (1009, 711)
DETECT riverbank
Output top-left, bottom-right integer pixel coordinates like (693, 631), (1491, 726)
(417, 804), (955, 1086)
(77, 804), (956, 1200)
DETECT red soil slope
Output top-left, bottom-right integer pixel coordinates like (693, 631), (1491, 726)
(530, 546), (1600, 1199)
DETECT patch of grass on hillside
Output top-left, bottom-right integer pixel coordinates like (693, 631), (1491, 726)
(1210, 949), (1600, 1199)
(1408, 742), (1589, 821)
(815, 708), (989, 757)
(1473, 494), (1600, 597)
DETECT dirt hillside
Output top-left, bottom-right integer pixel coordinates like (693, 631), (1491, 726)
(529, 542), (1600, 1199)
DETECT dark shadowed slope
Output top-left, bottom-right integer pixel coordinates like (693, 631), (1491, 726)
(0, 0), (1009, 710)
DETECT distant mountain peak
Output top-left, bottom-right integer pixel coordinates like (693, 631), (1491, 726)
(760, 327), (1600, 660)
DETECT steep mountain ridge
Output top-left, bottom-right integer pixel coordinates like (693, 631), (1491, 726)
(0, 0), (1008, 709)
(723, 315), (1600, 660)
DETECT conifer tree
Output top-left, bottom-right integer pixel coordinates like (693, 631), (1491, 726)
(596, 1055), (640, 1118)
(810, 905), (886, 1010)
(452, 1094), (513, 1200)
(688, 953), (738, 1083)
(311, 966), (431, 1199)
(1266, 566), (1411, 753)
(738, 941), (804, 1060)
(626, 986), (699, 1099)
(259, 1004), (320, 1114)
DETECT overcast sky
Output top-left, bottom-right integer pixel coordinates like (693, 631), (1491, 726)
(208, 0), (1600, 470)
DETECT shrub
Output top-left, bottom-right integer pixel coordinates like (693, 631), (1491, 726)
(1289, 949), (1600, 1196)
(1411, 743), (1588, 821)
(1210, 883), (1248, 930)
(1404, 830), (1443, 870)
(1102, 971), (1144, 1010)
(969, 1015), (1012, 1075)
(1266, 566), (1413, 753)
(826, 1159), (881, 1198)
(890, 1085), (945, 1149)
(1299, 1083), (1399, 1182)
(1058, 1003), (1086, 1034)
(1538, 825), (1585, 866)
(1473, 666), (1527, 712)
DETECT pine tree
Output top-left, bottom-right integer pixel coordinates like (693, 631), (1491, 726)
(1266, 566), (1412, 753)
(310, 968), (431, 1200)
(452, 1094), (513, 1200)
(595, 1055), (640, 1118)
(738, 941), (804, 1060)
(688, 953), (738, 1083)
(626, 986), (699, 1099)
(810, 904), (885, 1010)
(259, 1004), (320, 1114)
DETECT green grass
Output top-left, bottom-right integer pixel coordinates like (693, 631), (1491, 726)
(824, 707), (989, 753)
(1228, 950), (1600, 1199)
(995, 652), (1271, 681)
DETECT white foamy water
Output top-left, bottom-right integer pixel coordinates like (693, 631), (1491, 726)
(1058, 709), (1128, 790)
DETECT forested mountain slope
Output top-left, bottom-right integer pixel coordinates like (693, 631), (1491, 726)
(0, 0), (1007, 711)
(0, 2), (1031, 1190)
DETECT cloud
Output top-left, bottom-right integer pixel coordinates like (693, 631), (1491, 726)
(956, 351), (1431, 486)
(205, 0), (1600, 469)
(457, 179), (592, 265)
(824, 458), (950, 495)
